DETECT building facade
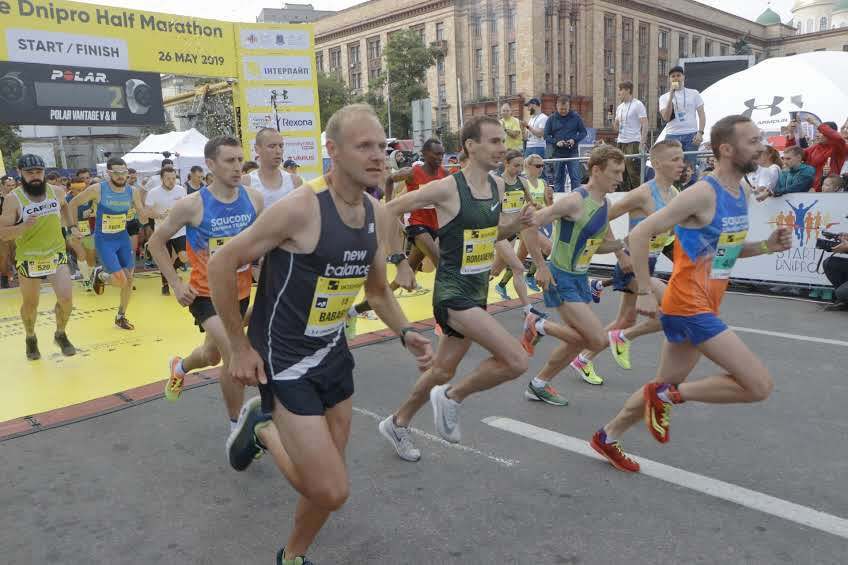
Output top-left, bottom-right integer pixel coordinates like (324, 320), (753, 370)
(257, 3), (335, 24)
(309, 0), (848, 136)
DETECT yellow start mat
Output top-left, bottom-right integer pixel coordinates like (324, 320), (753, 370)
(0, 268), (517, 422)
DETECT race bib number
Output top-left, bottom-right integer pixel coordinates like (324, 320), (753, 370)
(461, 227), (497, 275)
(711, 230), (748, 279)
(305, 276), (367, 337)
(209, 236), (249, 272)
(26, 255), (58, 277)
(502, 190), (525, 214)
(649, 231), (673, 257)
(575, 238), (604, 272)
(77, 222), (91, 237)
(101, 213), (126, 234)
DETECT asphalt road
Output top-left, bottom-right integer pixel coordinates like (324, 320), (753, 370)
(2, 292), (847, 564)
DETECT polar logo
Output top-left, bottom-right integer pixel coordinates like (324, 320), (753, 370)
(50, 69), (107, 83)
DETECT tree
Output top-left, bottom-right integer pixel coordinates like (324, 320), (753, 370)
(318, 71), (353, 131)
(0, 124), (22, 173)
(368, 30), (439, 138)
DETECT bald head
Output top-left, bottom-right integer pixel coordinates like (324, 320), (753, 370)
(255, 127), (284, 170)
(256, 127), (282, 147)
(325, 103), (382, 144)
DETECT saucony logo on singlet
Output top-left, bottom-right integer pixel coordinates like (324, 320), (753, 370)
(721, 216), (748, 229)
(211, 214), (252, 228)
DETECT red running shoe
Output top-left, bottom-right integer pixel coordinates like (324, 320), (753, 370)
(521, 312), (541, 355)
(590, 430), (640, 473)
(644, 383), (680, 443)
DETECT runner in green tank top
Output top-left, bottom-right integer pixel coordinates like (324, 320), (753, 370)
(379, 116), (533, 459)
(0, 154), (76, 360)
(520, 146), (629, 406)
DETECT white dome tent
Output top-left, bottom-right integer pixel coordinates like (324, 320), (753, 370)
(97, 128), (209, 180)
(659, 52), (848, 146)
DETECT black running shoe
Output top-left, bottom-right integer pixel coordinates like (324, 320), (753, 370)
(0, 274), (9, 288)
(54, 331), (76, 356)
(90, 266), (105, 295)
(26, 336), (40, 360)
(226, 396), (269, 471)
(276, 547), (314, 565)
(161, 284), (170, 296)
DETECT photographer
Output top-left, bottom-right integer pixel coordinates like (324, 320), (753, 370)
(822, 233), (848, 310)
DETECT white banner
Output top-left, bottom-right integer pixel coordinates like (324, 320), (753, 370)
(591, 192), (848, 285)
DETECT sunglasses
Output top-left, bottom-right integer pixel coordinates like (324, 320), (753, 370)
(530, 164), (544, 168)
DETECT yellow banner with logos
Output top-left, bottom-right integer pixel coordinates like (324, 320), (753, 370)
(234, 23), (322, 181)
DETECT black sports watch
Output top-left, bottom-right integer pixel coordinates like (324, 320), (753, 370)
(399, 326), (421, 347)
(387, 253), (407, 265)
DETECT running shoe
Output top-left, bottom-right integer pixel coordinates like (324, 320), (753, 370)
(276, 548), (313, 565)
(165, 356), (185, 402)
(90, 266), (105, 295)
(358, 310), (378, 320)
(378, 415), (421, 462)
(608, 329), (631, 370)
(70, 270), (83, 281)
(53, 331), (76, 356)
(161, 284), (170, 296)
(644, 383), (679, 444)
(226, 395), (269, 471)
(590, 279), (604, 303)
(590, 430), (640, 473)
(494, 283), (511, 301)
(344, 316), (357, 340)
(0, 274), (8, 288)
(523, 381), (568, 406)
(115, 315), (135, 330)
(25, 336), (40, 361)
(570, 357), (604, 386)
(521, 312), (542, 355)
(430, 384), (461, 443)
(526, 275), (541, 292)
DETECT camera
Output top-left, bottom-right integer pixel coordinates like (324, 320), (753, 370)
(0, 71), (29, 108)
(125, 79), (152, 115)
(816, 230), (842, 252)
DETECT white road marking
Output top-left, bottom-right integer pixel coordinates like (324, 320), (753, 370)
(729, 326), (848, 348)
(352, 406), (518, 468)
(483, 416), (848, 540)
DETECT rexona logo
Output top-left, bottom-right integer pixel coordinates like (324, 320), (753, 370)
(50, 70), (107, 83)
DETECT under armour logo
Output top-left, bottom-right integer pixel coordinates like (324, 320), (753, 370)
(742, 97), (783, 118)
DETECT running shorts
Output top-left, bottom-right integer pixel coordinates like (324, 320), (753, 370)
(95, 235), (134, 274)
(543, 263), (591, 306)
(258, 356), (355, 417)
(16, 252), (68, 280)
(612, 256), (658, 292)
(433, 297), (487, 339)
(189, 296), (249, 332)
(660, 312), (728, 345)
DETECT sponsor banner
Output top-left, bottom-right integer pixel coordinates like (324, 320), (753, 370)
(0, 60), (163, 125)
(242, 55), (312, 82)
(0, 0), (236, 76)
(592, 192), (847, 285)
(246, 111), (315, 133)
(247, 136), (318, 167)
(245, 85), (314, 109)
(239, 28), (311, 51)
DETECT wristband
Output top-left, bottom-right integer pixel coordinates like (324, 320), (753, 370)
(760, 240), (771, 255)
(399, 326), (420, 347)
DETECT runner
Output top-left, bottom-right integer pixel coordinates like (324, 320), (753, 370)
(148, 136), (263, 434)
(242, 127), (302, 209)
(125, 168), (143, 261)
(64, 177), (97, 290)
(208, 104), (432, 565)
(570, 139), (684, 385)
(145, 166), (189, 295)
(0, 175), (17, 288)
(520, 146), (629, 405)
(69, 158), (146, 329)
(590, 115), (792, 473)
(346, 137), (447, 335)
(0, 154), (76, 360)
(376, 115), (532, 461)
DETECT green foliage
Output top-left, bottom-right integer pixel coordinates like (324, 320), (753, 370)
(437, 129), (461, 153)
(318, 71), (353, 130)
(0, 124), (22, 173)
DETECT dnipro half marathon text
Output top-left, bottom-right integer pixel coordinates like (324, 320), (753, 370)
(0, 1), (226, 39)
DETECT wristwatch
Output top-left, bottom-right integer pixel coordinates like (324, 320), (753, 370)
(387, 253), (407, 265)
(399, 326), (421, 347)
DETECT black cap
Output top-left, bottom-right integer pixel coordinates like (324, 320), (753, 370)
(17, 154), (45, 170)
(669, 65), (685, 76)
(525, 97), (541, 106)
(283, 159), (299, 169)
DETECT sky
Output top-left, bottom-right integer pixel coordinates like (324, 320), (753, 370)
(93, 0), (795, 25)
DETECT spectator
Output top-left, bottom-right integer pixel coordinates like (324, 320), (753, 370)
(786, 115), (848, 191)
(822, 174), (844, 193)
(521, 97), (549, 181)
(0, 175), (16, 288)
(499, 103), (523, 153)
(751, 145), (782, 195)
(675, 161), (697, 190)
(283, 159), (303, 187)
(75, 168), (92, 185)
(823, 233), (848, 310)
(1, 175), (16, 195)
(659, 66), (705, 166)
(186, 165), (205, 194)
(757, 146), (815, 200)
(205, 172), (214, 186)
(544, 94), (587, 192)
(241, 161), (259, 175)
(613, 81), (648, 191)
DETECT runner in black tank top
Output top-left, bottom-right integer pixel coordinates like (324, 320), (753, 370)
(206, 105), (432, 565)
(378, 116), (532, 460)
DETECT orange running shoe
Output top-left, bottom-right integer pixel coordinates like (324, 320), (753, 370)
(521, 312), (541, 355)
(590, 430), (640, 473)
(165, 356), (185, 401)
(644, 383), (680, 443)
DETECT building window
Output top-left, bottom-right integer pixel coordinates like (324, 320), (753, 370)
(720, 44), (729, 56)
(638, 82), (648, 107)
(348, 43), (362, 92)
(489, 6), (497, 34)
(506, 4), (516, 30)
(315, 51), (323, 73)
(438, 83), (447, 106)
(410, 24), (425, 42)
(437, 58), (445, 76)
(807, 19), (813, 33)
(475, 48), (483, 71)
(659, 29), (669, 50)
(678, 33), (688, 59)
(844, 45), (848, 51)
(436, 22), (445, 41)
(491, 76), (499, 96)
(820, 16), (829, 31)
(704, 39), (712, 56)
(367, 37), (381, 60)
(329, 47), (341, 78)
(508, 75), (516, 95)
(475, 79), (484, 98)
(692, 36), (700, 57)
(472, 15), (481, 38)
(491, 45), (499, 76)
(367, 37), (381, 85)
(622, 18), (634, 77)
(507, 42), (516, 72)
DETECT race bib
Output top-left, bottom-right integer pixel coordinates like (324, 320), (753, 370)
(77, 222), (91, 237)
(26, 255), (58, 277)
(502, 190), (525, 214)
(101, 213), (126, 234)
(209, 236), (249, 272)
(575, 238), (604, 272)
(711, 230), (748, 279)
(305, 276), (367, 337)
(461, 226), (497, 275)
(648, 231), (674, 257)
